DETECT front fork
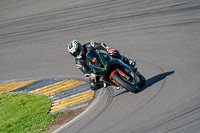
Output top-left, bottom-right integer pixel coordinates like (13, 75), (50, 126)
(105, 59), (140, 87)
(123, 63), (142, 85)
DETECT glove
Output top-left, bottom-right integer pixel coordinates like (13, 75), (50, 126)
(107, 48), (116, 55)
(103, 44), (121, 58)
(108, 50), (121, 58)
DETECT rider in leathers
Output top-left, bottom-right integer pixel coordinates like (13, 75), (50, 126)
(68, 40), (136, 91)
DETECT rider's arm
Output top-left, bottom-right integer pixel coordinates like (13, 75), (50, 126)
(75, 59), (106, 90)
(75, 58), (91, 77)
(84, 42), (109, 51)
(85, 42), (121, 58)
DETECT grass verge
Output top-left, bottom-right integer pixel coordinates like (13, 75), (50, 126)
(0, 93), (62, 133)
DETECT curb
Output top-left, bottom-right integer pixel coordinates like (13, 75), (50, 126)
(0, 78), (94, 113)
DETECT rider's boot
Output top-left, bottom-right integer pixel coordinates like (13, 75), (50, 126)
(128, 59), (136, 68)
(121, 55), (136, 68)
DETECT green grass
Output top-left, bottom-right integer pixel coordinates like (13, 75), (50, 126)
(0, 93), (61, 133)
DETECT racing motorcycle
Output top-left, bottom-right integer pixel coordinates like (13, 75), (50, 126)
(86, 50), (146, 93)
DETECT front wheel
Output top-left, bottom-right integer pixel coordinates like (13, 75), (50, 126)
(111, 72), (140, 93)
(138, 74), (146, 87)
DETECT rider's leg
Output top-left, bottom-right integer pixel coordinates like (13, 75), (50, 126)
(89, 75), (107, 91)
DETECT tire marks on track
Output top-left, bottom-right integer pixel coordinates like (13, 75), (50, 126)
(99, 61), (171, 133)
(54, 87), (114, 133)
(131, 96), (200, 133)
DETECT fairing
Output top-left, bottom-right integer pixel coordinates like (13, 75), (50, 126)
(86, 50), (112, 74)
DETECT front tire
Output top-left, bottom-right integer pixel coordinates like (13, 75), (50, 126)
(111, 72), (140, 93)
(138, 75), (146, 87)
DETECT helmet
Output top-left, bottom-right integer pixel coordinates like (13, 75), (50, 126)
(68, 40), (83, 57)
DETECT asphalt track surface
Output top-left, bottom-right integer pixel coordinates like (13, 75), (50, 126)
(0, 0), (200, 133)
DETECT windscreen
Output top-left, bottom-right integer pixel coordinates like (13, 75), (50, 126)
(86, 50), (112, 73)
(86, 50), (104, 68)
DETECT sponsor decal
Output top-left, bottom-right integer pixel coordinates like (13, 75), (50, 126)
(92, 57), (97, 63)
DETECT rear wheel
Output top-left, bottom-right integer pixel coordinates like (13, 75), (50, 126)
(111, 72), (140, 93)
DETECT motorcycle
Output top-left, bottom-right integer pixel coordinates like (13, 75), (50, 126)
(86, 50), (146, 93)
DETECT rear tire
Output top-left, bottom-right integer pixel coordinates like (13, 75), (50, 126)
(111, 72), (140, 93)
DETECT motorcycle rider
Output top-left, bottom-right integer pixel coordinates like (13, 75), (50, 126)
(68, 40), (136, 91)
